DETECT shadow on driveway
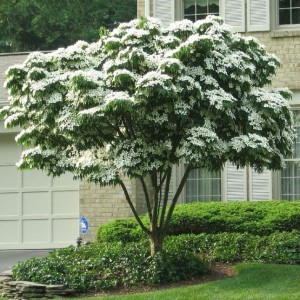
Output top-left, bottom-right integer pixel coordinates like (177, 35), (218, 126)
(0, 250), (51, 273)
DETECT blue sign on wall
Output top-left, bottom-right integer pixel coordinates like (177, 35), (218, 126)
(80, 216), (89, 235)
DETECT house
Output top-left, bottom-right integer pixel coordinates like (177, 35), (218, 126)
(137, 0), (300, 203)
(0, 0), (300, 249)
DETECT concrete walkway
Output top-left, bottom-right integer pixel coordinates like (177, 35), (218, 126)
(0, 250), (51, 273)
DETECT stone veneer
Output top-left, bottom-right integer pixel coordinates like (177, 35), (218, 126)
(0, 272), (76, 299)
(249, 31), (300, 90)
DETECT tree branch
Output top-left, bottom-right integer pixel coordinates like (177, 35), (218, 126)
(159, 168), (172, 228)
(150, 171), (160, 228)
(161, 165), (192, 237)
(139, 177), (153, 221)
(119, 179), (150, 235)
(122, 116), (135, 139)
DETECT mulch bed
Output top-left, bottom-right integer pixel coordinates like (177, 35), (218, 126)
(82, 263), (237, 298)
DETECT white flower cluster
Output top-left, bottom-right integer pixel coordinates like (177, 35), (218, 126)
(251, 89), (290, 114)
(248, 111), (264, 131)
(168, 19), (194, 33)
(2, 15), (294, 183)
(104, 91), (133, 105)
(137, 71), (172, 90)
(147, 111), (169, 124)
(187, 126), (218, 147)
(205, 88), (236, 110)
(230, 134), (271, 153)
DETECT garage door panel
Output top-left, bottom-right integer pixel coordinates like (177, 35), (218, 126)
(0, 193), (19, 216)
(0, 220), (19, 244)
(1, 134), (79, 249)
(53, 219), (79, 243)
(23, 192), (49, 216)
(23, 219), (49, 243)
(53, 173), (77, 188)
(52, 191), (79, 215)
(0, 166), (20, 189)
(23, 170), (51, 188)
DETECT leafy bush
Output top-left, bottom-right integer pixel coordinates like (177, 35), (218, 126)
(96, 218), (145, 243)
(165, 231), (300, 264)
(12, 242), (208, 292)
(96, 201), (300, 243)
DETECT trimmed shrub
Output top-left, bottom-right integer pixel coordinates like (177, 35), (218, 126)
(96, 201), (300, 243)
(12, 242), (208, 292)
(165, 231), (300, 264)
(96, 218), (145, 243)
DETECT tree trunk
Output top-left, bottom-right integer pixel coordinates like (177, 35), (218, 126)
(149, 233), (163, 256)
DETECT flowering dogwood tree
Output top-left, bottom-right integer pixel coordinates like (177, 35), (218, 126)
(1, 16), (295, 255)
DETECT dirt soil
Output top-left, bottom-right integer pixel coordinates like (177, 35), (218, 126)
(82, 263), (237, 298)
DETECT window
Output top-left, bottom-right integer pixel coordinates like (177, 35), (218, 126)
(184, 0), (220, 22)
(186, 168), (221, 202)
(281, 110), (300, 200)
(278, 0), (300, 25)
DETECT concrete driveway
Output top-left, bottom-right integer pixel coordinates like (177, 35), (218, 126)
(0, 250), (51, 273)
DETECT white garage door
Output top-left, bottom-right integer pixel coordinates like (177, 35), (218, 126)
(0, 134), (79, 249)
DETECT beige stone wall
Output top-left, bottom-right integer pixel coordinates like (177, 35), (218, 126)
(137, 0), (145, 18)
(248, 31), (300, 90)
(137, 0), (154, 18)
(79, 178), (150, 242)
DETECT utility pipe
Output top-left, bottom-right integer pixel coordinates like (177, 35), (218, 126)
(145, 0), (151, 17)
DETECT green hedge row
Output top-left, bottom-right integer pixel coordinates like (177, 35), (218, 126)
(165, 231), (300, 264)
(97, 201), (300, 243)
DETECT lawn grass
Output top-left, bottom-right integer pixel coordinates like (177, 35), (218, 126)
(74, 263), (300, 300)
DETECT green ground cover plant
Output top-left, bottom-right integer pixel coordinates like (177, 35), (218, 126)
(12, 242), (208, 292)
(69, 263), (300, 300)
(97, 201), (300, 243)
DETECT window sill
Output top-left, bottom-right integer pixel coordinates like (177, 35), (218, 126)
(271, 29), (300, 38)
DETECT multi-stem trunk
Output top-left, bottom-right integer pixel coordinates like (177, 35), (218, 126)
(120, 166), (192, 257)
(149, 231), (164, 256)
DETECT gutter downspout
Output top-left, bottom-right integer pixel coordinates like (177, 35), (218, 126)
(145, 0), (150, 17)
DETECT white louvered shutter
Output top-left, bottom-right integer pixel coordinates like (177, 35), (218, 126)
(250, 169), (272, 200)
(247, 0), (270, 32)
(225, 163), (247, 201)
(153, 0), (175, 27)
(220, 0), (245, 32)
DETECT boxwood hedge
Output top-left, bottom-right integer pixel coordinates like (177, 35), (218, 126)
(97, 201), (300, 243)
(165, 231), (300, 264)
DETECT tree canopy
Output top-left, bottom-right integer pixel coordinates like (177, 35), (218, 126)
(0, 16), (295, 254)
(0, 0), (137, 53)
